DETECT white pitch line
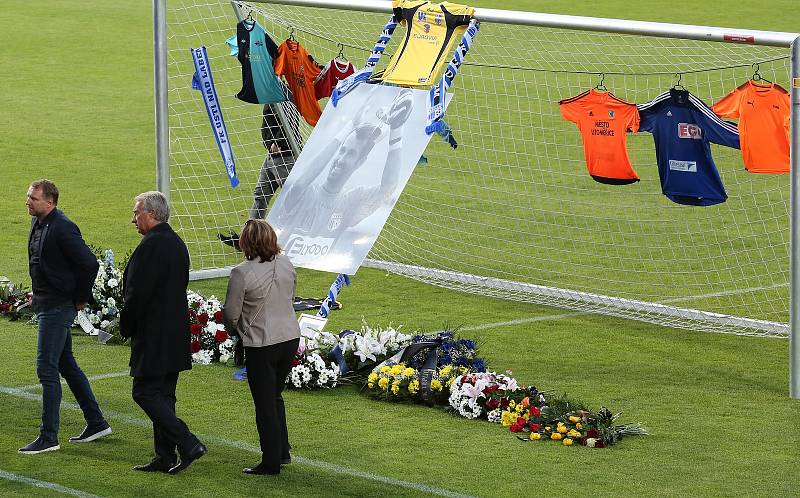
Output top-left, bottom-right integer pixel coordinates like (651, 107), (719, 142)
(461, 311), (587, 331)
(659, 282), (788, 303)
(0, 469), (104, 498)
(0, 385), (475, 498)
(18, 371), (130, 392)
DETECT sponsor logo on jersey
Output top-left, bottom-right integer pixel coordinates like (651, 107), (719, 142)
(677, 123), (702, 139)
(746, 101), (754, 107)
(591, 120), (614, 136)
(434, 14), (443, 25)
(588, 111), (594, 116)
(423, 23), (430, 33)
(285, 234), (335, 263)
(255, 40), (263, 46)
(608, 110), (615, 119)
(417, 11), (426, 21)
(669, 160), (697, 172)
(667, 111), (672, 117)
(412, 33), (438, 41)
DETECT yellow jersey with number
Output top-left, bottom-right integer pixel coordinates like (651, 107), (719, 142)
(380, 0), (474, 87)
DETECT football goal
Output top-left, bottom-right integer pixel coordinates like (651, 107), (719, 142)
(154, 0), (800, 381)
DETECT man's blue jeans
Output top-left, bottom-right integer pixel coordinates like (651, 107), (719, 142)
(36, 305), (105, 441)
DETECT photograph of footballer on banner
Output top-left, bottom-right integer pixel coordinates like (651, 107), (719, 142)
(267, 83), (450, 274)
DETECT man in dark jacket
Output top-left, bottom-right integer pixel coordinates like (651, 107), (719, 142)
(121, 191), (206, 474)
(20, 179), (112, 455)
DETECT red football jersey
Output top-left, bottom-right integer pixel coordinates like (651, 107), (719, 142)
(314, 59), (355, 100)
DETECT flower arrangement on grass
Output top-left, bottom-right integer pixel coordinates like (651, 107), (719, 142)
(286, 322), (412, 389)
(187, 291), (234, 365)
(408, 330), (486, 372)
(0, 277), (33, 321)
(79, 249), (124, 337)
(366, 362), (469, 404)
(448, 371), (526, 420)
(510, 396), (649, 447)
(365, 330), (489, 406)
(338, 321), (413, 370)
(287, 342), (340, 389)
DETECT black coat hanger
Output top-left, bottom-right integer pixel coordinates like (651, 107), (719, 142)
(288, 27), (296, 42)
(336, 43), (346, 61)
(672, 73), (686, 91)
(593, 73), (607, 92)
(751, 63), (772, 84)
(242, 6), (254, 24)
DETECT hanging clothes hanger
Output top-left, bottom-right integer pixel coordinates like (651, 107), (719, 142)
(336, 42), (346, 61)
(593, 73), (607, 92)
(672, 73), (686, 91)
(288, 27), (296, 42)
(750, 63), (772, 84)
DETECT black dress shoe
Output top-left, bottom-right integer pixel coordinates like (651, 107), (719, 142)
(133, 457), (176, 472)
(168, 443), (207, 474)
(243, 464), (280, 475)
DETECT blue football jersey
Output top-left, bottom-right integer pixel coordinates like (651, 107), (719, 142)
(637, 89), (740, 206)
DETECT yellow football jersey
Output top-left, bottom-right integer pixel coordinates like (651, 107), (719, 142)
(380, 0), (474, 87)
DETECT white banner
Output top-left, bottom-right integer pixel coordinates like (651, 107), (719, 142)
(267, 84), (450, 274)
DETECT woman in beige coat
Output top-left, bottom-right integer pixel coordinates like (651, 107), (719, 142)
(223, 220), (300, 475)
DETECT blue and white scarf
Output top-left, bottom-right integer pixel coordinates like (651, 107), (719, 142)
(191, 46), (239, 187)
(317, 273), (351, 318)
(426, 19), (480, 148)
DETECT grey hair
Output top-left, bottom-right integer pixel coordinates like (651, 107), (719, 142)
(134, 191), (170, 223)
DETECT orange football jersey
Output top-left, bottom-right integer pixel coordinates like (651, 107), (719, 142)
(274, 40), (323, 126)
(712, 81), (790, 174)
(559, 89), (641, 184)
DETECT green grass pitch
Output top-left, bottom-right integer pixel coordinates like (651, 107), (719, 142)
(1, 1), (798, 497)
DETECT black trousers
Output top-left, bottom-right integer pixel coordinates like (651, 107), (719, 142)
(132, 373), (197, 461)
(245, 338), (299, 470)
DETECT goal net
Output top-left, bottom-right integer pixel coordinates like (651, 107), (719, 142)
(163, 0), (793, 337)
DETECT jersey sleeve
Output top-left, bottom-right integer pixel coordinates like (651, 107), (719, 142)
(306, 54), (324, 76)
(265, 32), (279, 59)
(711, 87), (742, 119)
(273, 43), (288, 76)
(392, 0), (406, 25)
(559, 100), (580, 126)
(225, 35), (239, 56)
(697, 104), (740, 149)
(626, 105), (640, 133)
(636, 107), (654, 133)
(442, 2), (475, 26)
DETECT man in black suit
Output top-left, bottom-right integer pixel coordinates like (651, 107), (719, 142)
(120, 191), (206, 474)
(20, 179), (112, 455)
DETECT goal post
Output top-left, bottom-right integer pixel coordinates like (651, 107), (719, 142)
(152, 0), (800, 397)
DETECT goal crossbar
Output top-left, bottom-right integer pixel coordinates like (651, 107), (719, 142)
(247, 0), (799, 47)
